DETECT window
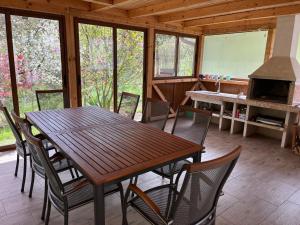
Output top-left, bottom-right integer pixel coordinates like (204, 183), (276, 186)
(202, 31), (268, 79)
(154, 32), (197, 78)
(0, 11), (68, 150)
(76, 20), (145, 120)
(0, 14), (14, 147)
(11, 15), (65, 115)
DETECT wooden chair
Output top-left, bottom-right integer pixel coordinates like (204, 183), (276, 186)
(0, 104), (29, 193)
(16, 116), (77, 220)
(123, 146), (241, 225)
(152, 106), (212, 183)
(141, 98), (170, 131)
(20, 120), (124, 225)
(117, 92), (140, 120)
(36, 89), (64, 111)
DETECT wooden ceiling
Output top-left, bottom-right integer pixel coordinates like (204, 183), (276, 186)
(2, 0), (300, 34)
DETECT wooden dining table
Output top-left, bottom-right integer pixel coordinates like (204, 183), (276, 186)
(26, 106), (202, 225)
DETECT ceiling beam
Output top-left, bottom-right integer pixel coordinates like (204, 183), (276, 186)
(90, 0), (140, 12)
(82, 0), (113, 6)
(199, 18), (276, 34)
(158, 0), (300, 23)
(128, 0), (233, 18)
(184, 4), (300, 27)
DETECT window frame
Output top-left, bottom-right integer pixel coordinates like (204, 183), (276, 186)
(74, 17), (147, 112)
(153, 30), (198, 80)
(0, 8), (70, 151)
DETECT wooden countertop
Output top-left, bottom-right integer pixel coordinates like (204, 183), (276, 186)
(187, 90), (300, 113)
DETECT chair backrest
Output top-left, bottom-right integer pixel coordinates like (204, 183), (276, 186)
(172, 146), (241, 225)
(13, 113), (44, 170)
(117, 92), (140, 120)
(141, 98), (170, 130)
(0, 104), (24, 148)
(20, 120), (64, 199)
(36, 89), (64, 111)
(172, 106), (212, 145)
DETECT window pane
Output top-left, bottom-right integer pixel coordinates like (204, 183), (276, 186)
(202, 31), (268, 79)
(155, 34), (176, 77)
(178, 37), (196, 76)
(79, 24), (114, 110)
(117, 29), (144, 121)
(0, 14), (14, 146)
(11, 16), (63, 115)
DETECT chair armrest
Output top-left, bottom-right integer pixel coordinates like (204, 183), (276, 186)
(50, 152), (65, 163)
(63, 178), (90, 196)
(128, 184), (161, 215)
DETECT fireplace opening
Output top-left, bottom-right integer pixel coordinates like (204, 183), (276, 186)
(249, 79), (291, 104)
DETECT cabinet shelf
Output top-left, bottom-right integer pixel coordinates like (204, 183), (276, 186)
(246, 121), (285, 131)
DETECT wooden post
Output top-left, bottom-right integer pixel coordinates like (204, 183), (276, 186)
(65, 13), (78, 107)
(146, 28), (155, 99)
(264, 28), (276, 62)
(195, 34), (205, 76)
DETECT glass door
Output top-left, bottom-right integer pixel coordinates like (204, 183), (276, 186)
(0, 14), (14, 147)
(117, 28), (144, 120)
(11, 15), (65, 116)
(77, 23), (114, 110)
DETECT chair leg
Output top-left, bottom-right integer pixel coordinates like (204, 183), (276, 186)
(45, 198), (51, 225)
(41, 177), (48, 221)
(14, 154), (19, 177)
(21, 155), (27, 193)
(64, 207), (69, 225)
(29, 170), (35, 198)
(131, 176), (138, 197)
(29, 155), (32, 168)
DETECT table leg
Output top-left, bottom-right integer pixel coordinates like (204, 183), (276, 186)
(94, 184), (105, 225)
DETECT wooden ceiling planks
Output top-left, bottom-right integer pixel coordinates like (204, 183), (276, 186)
(3, 0), (300, 35)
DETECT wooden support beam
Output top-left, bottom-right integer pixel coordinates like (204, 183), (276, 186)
(65, 14), (78, 107)
(82, 0), (113, 6)
(158, 0), (300, 23)
(264, 28), (276, 62)
(146, 28), (154, 99)
(184, 4), (300, 28)
(199, 18), (276, 35)
(152, 78), (199, 84)
(180, 82), (200, 106)
(153, 84), (176, 114)
(90, 0), (139, 12)
(195, 35), (204, 76)
(128, 0), (231, 18)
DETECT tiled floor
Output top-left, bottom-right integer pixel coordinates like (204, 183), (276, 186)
(1, 124), (300, 225)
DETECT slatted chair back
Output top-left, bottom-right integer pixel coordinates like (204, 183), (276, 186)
(117, 92), (140, 120)
(0, 104), (25, 151)
(141, 98), (170, 130)
(21, 121), (64, 199)
(171, 146), (241, 225)
(172, 106), (212, 145)
(36, 90), (64, 111)
(13, 114), (44, 173)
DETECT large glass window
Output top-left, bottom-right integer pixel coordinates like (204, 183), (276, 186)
(155, 33), (197, 78)
(77, 21), (145, 120)
(11, 16), (64, 116)
(0, 14), (14, 147)
(155, 34), (176, 77)
(202, 31), (268, 79)
(117, 28), (144, 120)
(78, 24), (114, 110)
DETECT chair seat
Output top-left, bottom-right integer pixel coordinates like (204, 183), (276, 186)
(51, 179), (120, 212)
(152, 159), (191, 178)
(130, 185), (179, 225)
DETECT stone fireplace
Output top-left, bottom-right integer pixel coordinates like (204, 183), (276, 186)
(248, 15), (300, 105)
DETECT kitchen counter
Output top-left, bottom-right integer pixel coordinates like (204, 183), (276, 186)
(187, 90), (300, 113)
(186, 90), (300, 148)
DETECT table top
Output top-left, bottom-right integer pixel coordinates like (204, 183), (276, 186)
(26, 106), (202, 185)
